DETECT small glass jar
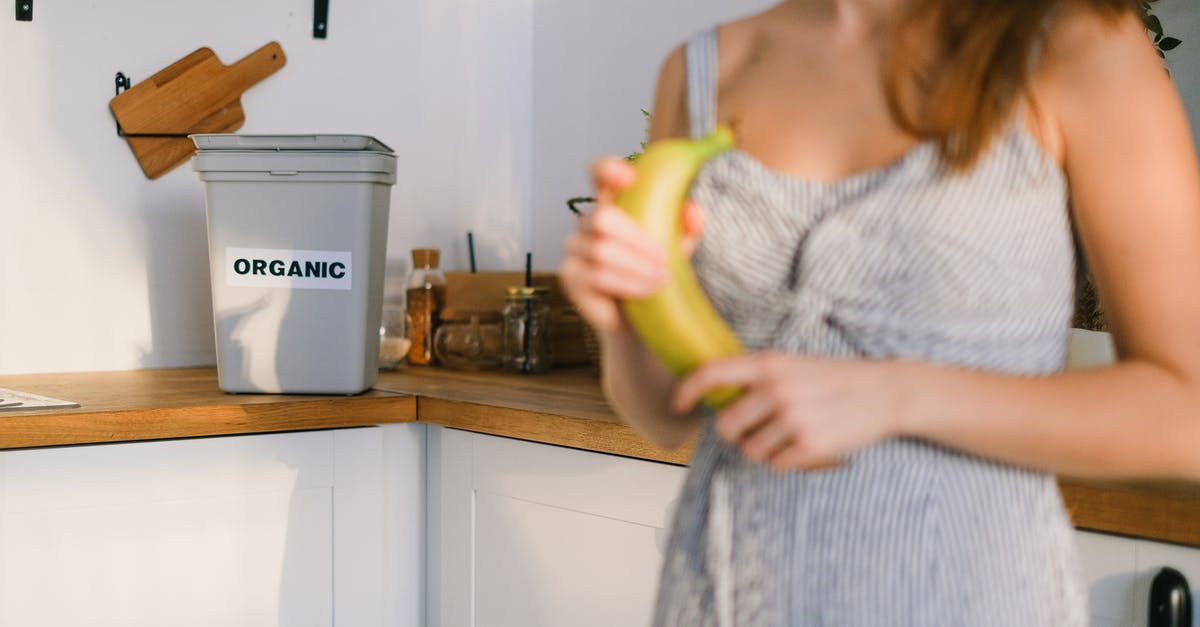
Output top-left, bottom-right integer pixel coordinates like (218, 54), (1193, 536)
(405, 248), (446, 366)
(502, 286), (553, 374)
(434, 309), (503, 370)
(378, 303), (410, 370)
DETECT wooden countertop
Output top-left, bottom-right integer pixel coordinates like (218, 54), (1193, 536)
(0, 368), (415, 449)
(1, 366), (1197, 547)
(374, 368), (692, 465)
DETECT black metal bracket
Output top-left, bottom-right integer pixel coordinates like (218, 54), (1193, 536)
(15, 0), (31, 21)
(313, 0), (328, 38)
(112, 72), (192, 138)
(566, 197), (595, 216)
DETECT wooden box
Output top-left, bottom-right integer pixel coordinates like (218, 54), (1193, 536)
(443, 272), (591, 368)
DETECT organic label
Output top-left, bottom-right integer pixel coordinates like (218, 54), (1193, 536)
(225, 247), (352, 290)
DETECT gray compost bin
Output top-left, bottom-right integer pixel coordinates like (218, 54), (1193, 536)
(192, 134), (396, 394)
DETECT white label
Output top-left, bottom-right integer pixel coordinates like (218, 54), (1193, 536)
(225, 247), (352, 291)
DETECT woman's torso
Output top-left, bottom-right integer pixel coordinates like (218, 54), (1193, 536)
(650, 11), (1086, 626)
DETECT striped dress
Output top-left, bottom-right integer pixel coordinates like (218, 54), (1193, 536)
(652, 27), (1088, 626)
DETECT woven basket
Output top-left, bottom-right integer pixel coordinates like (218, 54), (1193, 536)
(1073, 270), (1107, 332)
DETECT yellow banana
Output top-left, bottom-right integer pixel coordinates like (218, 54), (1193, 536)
(617, 125), (744, 409)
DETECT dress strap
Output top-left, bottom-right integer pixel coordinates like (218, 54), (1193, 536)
(685, 26), (719, 140)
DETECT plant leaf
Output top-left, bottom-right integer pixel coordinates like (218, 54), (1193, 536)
(1145, 14), (1163, 37)
(1160, 37), (1182, 51)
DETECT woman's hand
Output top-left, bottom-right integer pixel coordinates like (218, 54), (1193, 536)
(559, 157), (705, 334)
(672, 352), (912, 470)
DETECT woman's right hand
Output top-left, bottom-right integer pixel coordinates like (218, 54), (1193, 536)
(558, 156), (705, 335)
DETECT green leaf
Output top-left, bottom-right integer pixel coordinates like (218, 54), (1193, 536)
(1160, 37), (1182, 51)
(1144, 14), (1163, 37)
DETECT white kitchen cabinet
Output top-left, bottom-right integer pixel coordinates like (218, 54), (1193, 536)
(426, 426), (687, 627)
(1077, 529), (1200, 627)
(0, 425), (425, 627)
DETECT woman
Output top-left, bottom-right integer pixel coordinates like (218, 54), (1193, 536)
(560, 0), (1200, 625)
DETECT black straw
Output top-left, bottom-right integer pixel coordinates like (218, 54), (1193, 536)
(467, 232), (477, 273)
(523, 251), (533, 373)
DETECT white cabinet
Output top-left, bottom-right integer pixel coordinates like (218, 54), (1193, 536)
(1077, 529), (1200, 627)
(427, 426), (687, 627)
(0, 425), (425, 627)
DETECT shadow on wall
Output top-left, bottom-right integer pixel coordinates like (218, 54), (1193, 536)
(138, 184), (218, 369)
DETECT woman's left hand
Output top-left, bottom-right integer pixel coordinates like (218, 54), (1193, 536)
(672, 352), (912, 471)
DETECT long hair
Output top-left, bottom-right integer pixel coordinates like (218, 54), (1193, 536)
(885, 0), (1141, 170)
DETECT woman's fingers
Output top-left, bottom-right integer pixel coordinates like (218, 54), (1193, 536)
(579, 205), (668, 269)
(672, 353), (780, 415)
(564, 231), (665, 298)
(670, 352), (849, 471)
(679, 200), (705, 258)
(591, 157), (637, 204)
(561, 157), (672, 335)
(739, 418), (796, 463)
(710, 384), (776, 444)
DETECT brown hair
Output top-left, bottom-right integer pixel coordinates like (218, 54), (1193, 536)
(885, 0), (1140, 170)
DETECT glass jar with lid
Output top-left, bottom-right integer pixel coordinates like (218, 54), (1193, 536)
(434, 309), (503, 370)
(502, 286), (553, 374)
(405, 248), (446, 366)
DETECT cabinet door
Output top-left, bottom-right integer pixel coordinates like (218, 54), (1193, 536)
(0, 426), (425, 627)
(427, 427), (687, 627)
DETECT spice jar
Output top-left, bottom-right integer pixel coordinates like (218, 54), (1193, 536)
(378, 303), (410, 369)
(434, 309), (503, 370)
(405, 248), (446, 366)
(502, 286), (553, 374)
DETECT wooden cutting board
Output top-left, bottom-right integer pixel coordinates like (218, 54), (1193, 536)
(110, 42), (287, 179)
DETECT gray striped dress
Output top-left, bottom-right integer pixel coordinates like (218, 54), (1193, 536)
(652, 27), (1088, 626)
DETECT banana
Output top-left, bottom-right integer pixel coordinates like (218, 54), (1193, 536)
(616, 125), (744, 409)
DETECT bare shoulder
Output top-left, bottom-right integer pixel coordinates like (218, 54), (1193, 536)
(1034, 1), (1200, 366)
(648, 13), (770, 142)
(715, 15), (764, 88)
(1044, 2), (1162, 77)
(1031, 1), (1169, 145)
(648, 43), (688, 141)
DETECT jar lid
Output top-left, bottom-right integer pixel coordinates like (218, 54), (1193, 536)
(504, 285), (549, 300)
(440, 308), (502, 323)
(411, 248), (440, 268)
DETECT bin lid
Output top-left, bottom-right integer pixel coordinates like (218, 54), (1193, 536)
(190, 134), (393, 153)
(191, 134), (396, 178)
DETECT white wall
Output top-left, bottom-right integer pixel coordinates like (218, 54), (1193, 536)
(0, 0), (531, 373)
(0, 0), (763, 375)
(1, 1), (1197, 375)
(530, 0), (775, 269)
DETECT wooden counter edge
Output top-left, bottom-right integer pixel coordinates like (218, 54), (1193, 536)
(417, 397), (694, 466)
(0, 395), (417, 450)
(3, 365), (1198, 548)
(1059, 479), (1200, 548)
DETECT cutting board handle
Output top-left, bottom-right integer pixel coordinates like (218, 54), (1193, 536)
(224, 41), (287, 95)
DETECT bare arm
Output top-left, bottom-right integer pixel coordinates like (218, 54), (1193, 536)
(898, 8), (1200, 479)
(671, 8), (1200, 479)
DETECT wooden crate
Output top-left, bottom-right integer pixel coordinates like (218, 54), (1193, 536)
(443, 272), (591, 368)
